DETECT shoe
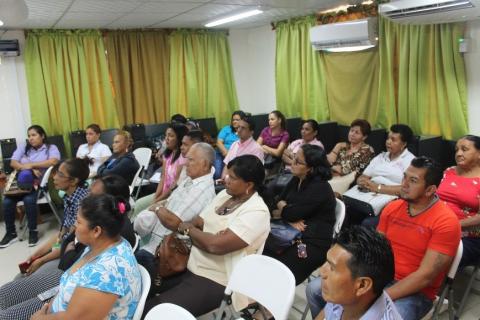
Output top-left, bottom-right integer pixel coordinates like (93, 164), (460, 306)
(0, 233), (18, 248)
(28, 231), (38, 247)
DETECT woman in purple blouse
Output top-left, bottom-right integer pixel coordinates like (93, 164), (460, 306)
(0, 125), (60, 248)
(257, 110), (290, 159)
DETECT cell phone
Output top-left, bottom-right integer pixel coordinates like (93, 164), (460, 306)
(37, 286), (59, 302)
(18, 256), (39, 274)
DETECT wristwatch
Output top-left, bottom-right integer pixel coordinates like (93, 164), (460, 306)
(377, 184), (382, 193)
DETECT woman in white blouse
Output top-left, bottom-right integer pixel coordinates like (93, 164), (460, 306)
(76, 124), (112, 177)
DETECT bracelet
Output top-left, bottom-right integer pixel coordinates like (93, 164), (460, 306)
(377, 184), (382, 193)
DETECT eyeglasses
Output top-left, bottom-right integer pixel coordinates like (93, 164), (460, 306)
(56, 171), (72, 180)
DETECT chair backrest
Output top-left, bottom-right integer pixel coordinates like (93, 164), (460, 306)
(100, 128), (119, 149)
(333, 198), (346, 238)
(129, 166), (143, 195)
(447, 241), (463, 280)
(40, 166), (54, 189)
(144, 303), (196, 320)
(133, 147), (152, 170)
(224, 255), (296, 320)
(132, 234), (141, 252)
(69, 130), (86, 157)
(48, 135), (67, 159)
(132, 265), (151, 320)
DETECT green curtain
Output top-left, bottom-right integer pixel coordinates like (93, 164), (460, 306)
(25, 29), (119, 155)
(275, 16), (329, 121)
(169, 30), (238, 126)
(104, 30), (170, 125)
(379, 17), (468, 139)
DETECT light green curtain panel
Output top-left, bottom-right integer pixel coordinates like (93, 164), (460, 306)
(169, 30), (238, 126)
(104, 30), (170, 125)
(25, 29), (119, 154)
(378, 17), (468, 139)
(275, 16), (329, 121)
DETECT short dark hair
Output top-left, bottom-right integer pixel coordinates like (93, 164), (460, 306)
(241, 116), (256, 132)
(301, 144), (331, 181)
(93, 174), (130, 199)
(303, 119), (319, 133)
(185, 130), (204, 143)
(270, 110), (287, 130)
(350, 119), (371, 137)
(61, 158), (90, 187)
(461, 135), (480, 151)
(86, 124), (101, 134)
(227, 154), (264, 191)
(390, 124), (414, 144)
(334, 226), (394, 296)
(80, 194), (130, 238)
(171, 114), (187, 124)
(410, 156), (443, 187)
(231, 110), (246, 131)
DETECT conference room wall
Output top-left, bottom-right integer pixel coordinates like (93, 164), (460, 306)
(465, 19), (480, 136)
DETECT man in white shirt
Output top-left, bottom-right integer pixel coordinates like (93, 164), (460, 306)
(134, 142), (216, 276)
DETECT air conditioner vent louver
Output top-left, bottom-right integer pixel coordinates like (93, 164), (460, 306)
(383, 0), (474, 19)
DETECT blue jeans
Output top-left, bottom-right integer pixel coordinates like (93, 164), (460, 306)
(306, 277), (433, 319)
(459, 237), (480, 268)
(3, 191), (38, 234)
(213, 150), (225, 180)
(135, 249), (156, 278)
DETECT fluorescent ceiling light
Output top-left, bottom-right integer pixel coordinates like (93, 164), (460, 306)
(205, 9), (263, 27)
(326, 45), (376, 52)
(0, 20), (4, 27)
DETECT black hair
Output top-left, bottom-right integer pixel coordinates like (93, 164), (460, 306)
(410, 156), (443, 187)
(164, 123), (188, 163)
(185, 130), (204, 143)
(241, 116), (256, 133)
(301, 144), (332, 181)
(461, 135), (480, 151)
(80, 194), (130, 238)
(171, 114), (187, 124)
(334, 226), (394, 297)
(25, 125), (49, 157)
(350, 119), (371, 137)
(86, 124), (101, 134)
(270, 110), (287, 130)
(390, 124), (414, 144)
(303, 119), (319, 133)
(227, 154), (265, 191)
(230, 110), (246, 131)
(61, 158), (90, 187)
(92, 174), (130, 199)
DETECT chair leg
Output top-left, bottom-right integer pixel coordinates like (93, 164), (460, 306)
(300, 303), (310, 320)
(448, 285), (455, 320)
(134, 176), (144, 201)
(432, 283), (448, 319)
(456, 266), (479, 318)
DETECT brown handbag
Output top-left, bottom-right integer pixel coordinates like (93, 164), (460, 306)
(155, 232), (191, 278)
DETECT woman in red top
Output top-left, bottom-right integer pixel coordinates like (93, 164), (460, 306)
(436, 135), (480, 267)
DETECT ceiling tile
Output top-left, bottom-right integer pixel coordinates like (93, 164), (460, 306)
(69, 0), (140, 13)
(106, 13), (176, 28)
(134, 2), (203, 13)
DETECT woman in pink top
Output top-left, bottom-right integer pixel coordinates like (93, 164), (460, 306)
(436, 135), (480, 267)
(154, 123), (188, 201)
(257, 110), (290, 158)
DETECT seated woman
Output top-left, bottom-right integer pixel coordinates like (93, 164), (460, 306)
(436, 135), (480, 268)
(133, 123), (188, 216)
(282, 119), (324, 171)
(142, 155), (270, 317)
(0, 175), (136, 320)
(0, 125), (60, 248)
(263, 144), (336, 285)
(30, 194), (141, 320)
(343, 124), (415, 225)
(327, 119), (374, 194)
(76, 124), (112, 177)
(214, 110), (245, 179)
(97, 130), (140, 185)
(257, 110), (290, 170)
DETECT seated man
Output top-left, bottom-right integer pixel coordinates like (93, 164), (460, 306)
(133, 142), (216, 276)
(221, 116), (264, 179)
(307, 156), (461, 319)
(318, 226), (401, 320)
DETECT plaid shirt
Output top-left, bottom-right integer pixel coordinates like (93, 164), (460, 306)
(62, 186), (89, 238)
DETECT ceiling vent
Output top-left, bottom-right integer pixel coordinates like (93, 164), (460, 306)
(0, 40), (20, 57)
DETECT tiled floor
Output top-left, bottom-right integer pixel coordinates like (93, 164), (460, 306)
(1, 218), (480, 319)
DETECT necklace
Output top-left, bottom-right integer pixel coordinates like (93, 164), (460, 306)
(215, 197), (249, 216)
(407, 195), (439, 217)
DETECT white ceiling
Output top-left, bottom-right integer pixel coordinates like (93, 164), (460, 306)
(2, 0), (363, 30)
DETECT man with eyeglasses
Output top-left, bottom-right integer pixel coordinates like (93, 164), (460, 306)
(307, 157), (461, 320)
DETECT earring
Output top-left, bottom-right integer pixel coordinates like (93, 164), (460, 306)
(246, 188), (249, 195)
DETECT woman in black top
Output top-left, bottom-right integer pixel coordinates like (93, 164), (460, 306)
(263, 144), (336, 285)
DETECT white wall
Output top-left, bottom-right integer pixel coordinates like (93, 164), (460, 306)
(0, 30), (30, 143)
(465, 20), (480, 136)
(229, 25), (276, 115)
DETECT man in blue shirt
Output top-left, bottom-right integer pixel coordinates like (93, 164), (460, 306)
(314, 226), (402, 320)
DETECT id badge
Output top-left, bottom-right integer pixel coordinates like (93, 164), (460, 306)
(297, 242), (307, 259)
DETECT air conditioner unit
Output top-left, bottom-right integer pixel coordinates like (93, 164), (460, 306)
(379, 0), (480, 24)
(0, 40), (20, 57)
(310, 18), (378, 52)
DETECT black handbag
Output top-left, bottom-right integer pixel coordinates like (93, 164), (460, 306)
(269, 220), (301, 249)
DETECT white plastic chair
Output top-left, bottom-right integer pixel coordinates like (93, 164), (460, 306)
(132, 265), (151, 320)
(19, 166), (61, 240)
(214, 255), (296, 320)
(132, 147), (152, 200)
(145, 303), (196, 320)
(132, 233), (141, 252)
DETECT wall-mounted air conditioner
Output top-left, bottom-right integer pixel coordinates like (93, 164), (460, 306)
(379, 0), (480, 24)
(0, 40), (20, 57)
(310, 18), (378, 52)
